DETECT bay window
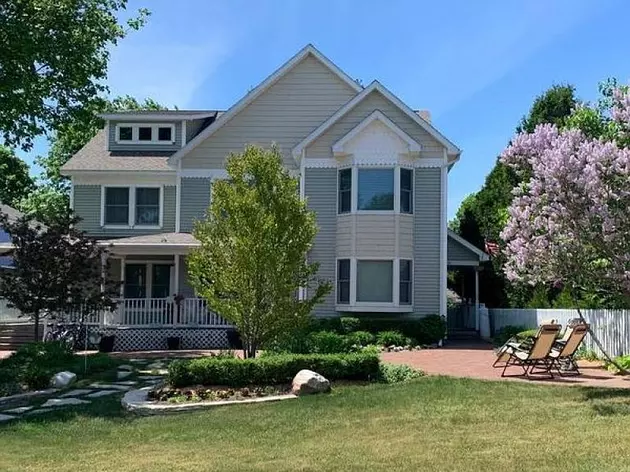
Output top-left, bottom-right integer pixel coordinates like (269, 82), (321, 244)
(337, 259), (350, 304)
(337, 167), (413, 213)
(102, 186), (162, 228)
(356, 260), (393, 303)
(358, 169), (394, 211)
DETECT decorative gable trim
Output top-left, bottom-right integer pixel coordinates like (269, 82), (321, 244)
(293, 81), (461, 162)
(167, 45), (362, 167)
(332, 110), (422, 157)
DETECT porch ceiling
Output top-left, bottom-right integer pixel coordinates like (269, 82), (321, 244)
(99, 232), (200, 255)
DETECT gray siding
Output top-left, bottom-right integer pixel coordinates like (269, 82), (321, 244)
(182, 55), (358, 170)
(447, 235), (481, 264)
(355, 215), (396, 257)
(398, 215), (414, 259)
(336, 215), (353, 255)
(178, 256), (196, 297)
(108, 121), (182, 152)
(305, 90), (444, 160)
(413, 168), (441, 315)
(179, 178), (212, 233)
(305, 168), (337, 316)
(74, 185), (176, 238)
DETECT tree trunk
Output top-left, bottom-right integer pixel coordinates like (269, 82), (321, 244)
(242, 341), (257, 359)
(574, 305), (628, 375)
(33, 312), (40, 341)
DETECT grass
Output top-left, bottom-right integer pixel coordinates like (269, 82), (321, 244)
(3, 377), (630, 471)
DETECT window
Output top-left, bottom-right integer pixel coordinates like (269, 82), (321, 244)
(151, 264), (171, 298)
(356, 260), (393, 303)
(400, 168), (413, 214)
(138, 127), (152, 141)
(135, 188), (160, 226)
(158, 127), (172, 142)
(338, 169), (352, 214)
(358, 169), (394, 211)
(118, 126), (133, 141)
(337, 259), (350, 304)
(124, 264), (147, 299)
(399, 260), (412, 305)
(104, 188), (130, 225)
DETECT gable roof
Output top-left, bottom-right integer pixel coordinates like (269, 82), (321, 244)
(167, 44), (363, 166)
(332, 110), (422, 156)
(292, 81), (461, 162)
(447, 230), (489, 261)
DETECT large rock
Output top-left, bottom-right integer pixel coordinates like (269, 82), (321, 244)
(291, 370), (331, 396)
(50, 371), (77, 388)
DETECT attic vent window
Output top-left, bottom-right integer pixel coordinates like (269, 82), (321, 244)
(115, 123), (176, 145)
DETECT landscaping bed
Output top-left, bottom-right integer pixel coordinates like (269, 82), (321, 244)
(148, 384), (289, 403)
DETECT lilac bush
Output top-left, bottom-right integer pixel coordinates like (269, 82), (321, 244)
(499, 87), (630, 305)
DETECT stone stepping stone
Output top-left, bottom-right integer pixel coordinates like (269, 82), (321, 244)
(86, 390), (119, 399)
(89, 383), (131, 391)
(138, 375), (163, 380)
(0, 413), (16, 422)
(118, 364), (134, 371)
(114, 380), (138, 386)
(59, 389), (93, 398)
(26, 408), (54, 416)
(147, 362), (165, 369)
(117, 371), (132, 380)
(3, 406), (33, 414)
(41, 398), (90, 408)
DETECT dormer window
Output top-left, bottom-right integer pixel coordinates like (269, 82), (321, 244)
(114, 123), (176, 144)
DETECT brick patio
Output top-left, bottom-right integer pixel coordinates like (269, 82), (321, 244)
(382, 340), (630, 389)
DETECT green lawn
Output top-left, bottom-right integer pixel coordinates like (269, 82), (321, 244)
(2, 377), (630, 471)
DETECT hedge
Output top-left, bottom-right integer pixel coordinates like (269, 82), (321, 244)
(167, 351), (381, 388)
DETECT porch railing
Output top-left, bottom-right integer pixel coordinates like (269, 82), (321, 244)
(55, 298), (232, 328)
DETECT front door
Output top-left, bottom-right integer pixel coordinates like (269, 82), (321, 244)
(151, 264), (171, 298)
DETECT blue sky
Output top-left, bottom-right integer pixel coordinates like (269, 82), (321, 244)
(19, 0), (630, 218)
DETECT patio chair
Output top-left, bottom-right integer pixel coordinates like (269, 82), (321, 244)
(494, 324), (562, 379)
(548, 321), (589, 376)
(493, 321), (559, 368)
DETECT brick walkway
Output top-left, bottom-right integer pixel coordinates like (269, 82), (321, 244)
(382, 341), (630, 389)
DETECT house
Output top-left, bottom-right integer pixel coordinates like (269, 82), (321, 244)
(61, 45), (488, 350)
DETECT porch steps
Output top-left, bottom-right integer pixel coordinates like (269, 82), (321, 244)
(447, 329), (480, 340)
(0, 323), (40, 351)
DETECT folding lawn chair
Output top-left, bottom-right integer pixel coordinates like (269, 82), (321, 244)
(549, 322), (589, 376)
(494, 324), (561, 379)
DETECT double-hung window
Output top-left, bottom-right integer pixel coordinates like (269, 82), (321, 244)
(103, 186), (161, 227)
(399, 260), (412, 305)
(400, 168), (413, 214)
(337, 259), (351, 304)
(338, 169), (352, 214)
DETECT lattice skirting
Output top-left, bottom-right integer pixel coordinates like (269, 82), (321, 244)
(86, 327), (230, 352)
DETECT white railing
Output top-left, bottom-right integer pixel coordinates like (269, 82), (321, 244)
(1, 297), (232, 329)
(490, 308), (630, 357)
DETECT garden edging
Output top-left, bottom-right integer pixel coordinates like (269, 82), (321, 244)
(122, 386), (298, 415)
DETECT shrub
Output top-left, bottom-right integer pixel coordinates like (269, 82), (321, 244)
(379, 363), (424, 383)
(346, 330), (375, 348)
(413, 315), (446, 345)
(607, 354), (630, 373)
(340, 317), (361, 334)
(167, 351), (381, 387)
(376, 330), (408, 347)
(306, 331), (350, 354)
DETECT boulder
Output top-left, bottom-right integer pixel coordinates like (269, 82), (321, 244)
(50, 371), (77, 388)
(291, 370), (330, 396)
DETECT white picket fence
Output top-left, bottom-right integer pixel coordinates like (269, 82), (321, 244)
(490, 308), (630, 357)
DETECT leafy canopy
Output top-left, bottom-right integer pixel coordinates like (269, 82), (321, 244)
(188, 145), (332, 358)
(0, 0), (150, 150)
(0, 147), (34, 207)
(0, 211), (119, 340)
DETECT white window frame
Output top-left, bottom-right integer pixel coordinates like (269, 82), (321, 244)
(101, 185), (164, 229)
(339, 166), (414, 215)
(335, 257), (413, 313)
(114, 123), (176, 145)
(121, 260), (175, 300)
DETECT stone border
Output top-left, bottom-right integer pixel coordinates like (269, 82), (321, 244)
(0, 388), (58, 406)
(122, 387), (298, 415)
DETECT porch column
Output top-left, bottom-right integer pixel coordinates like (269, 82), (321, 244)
(174, 255), (180, 295)
(119, 256), (125, 297)
(474, 266), (480, 332)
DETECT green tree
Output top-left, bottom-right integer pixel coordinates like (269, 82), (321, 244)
(0, 210), (119, 341)
(0, 0), (150, 150)
(0, 147), (34, 207)
(451, 84), (578, 307)
(188, 145), (332, 358)
(23, 95), (165, 223)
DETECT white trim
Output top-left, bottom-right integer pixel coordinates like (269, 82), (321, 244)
(178, 169), (229, 180)
(332, 110), (422, 156)
(337, 305), (413, 313)
(167, 44), (362, 167)
(101, 185), (164, 229)
(440, 158), (447, 317)
(292, 81), (461, 161)
(72, 172), (176, 186)
(100, 112), (216, 121)
(114, 123), (176, 145)
(303, 157), (446, 169)
(447, 260), (481, 267)
(447, 229), (490, 261)
(174, 255), (180, 295)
